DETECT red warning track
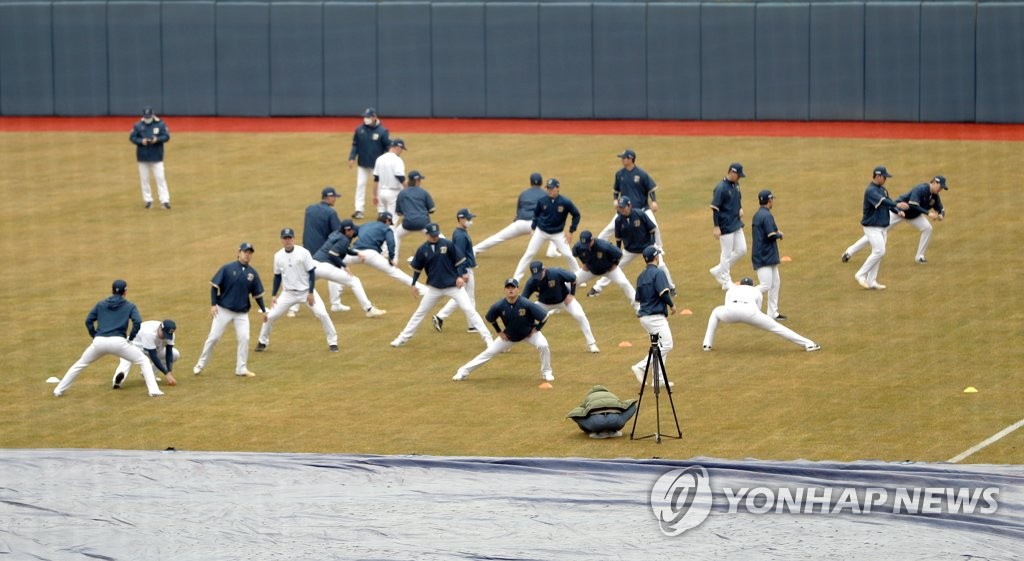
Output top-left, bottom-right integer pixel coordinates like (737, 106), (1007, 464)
(2, 116), (1023, 141)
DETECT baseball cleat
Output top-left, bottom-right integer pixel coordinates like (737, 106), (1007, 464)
(352, 211), (364, 219)
(236, 370), (256, 377)
(805, 344), (821, 352)
(841, 252), (851, 263)
(774, 314), (788, 321)
(916, 257), (928, 264)
(112, 371), (126, 389)
(466, 326), (479, 333)
(255, 342), (267, 352)
(855, 275), (871, 289)
(53, 391), (63, 397)
(871, 283), (887, 290)
(331, 303), (351, 312)
(144, 202), (152, 209)
(390, 338), (406, 347)
(192, 365), (203, 375)
(162, 202), (171, 210)
(702, 345), (712, 352)
(365, 306), (387, 318)
(588, 343), (600, 353)
(149, 391), (165, 397)
(329, 344), (339, 352)
(432, 315), (444, 332)
(586, 287), (601, 297)
(541, 372), (555, 382)
(452, 371), (469, 381)
(286, 310), (298, 317)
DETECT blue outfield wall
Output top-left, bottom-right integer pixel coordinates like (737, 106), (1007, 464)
(0, 0), (1022, 123)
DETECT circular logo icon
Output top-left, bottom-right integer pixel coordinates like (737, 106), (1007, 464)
(650, 466), (713, 536)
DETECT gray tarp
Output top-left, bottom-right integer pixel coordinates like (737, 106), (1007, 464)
(1, 449), (1021, 560)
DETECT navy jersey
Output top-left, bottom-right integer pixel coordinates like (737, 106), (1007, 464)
(523, 267), (577, 305)
(613, 166), (657, 209)
(303, 202), (342, 252)
(514, 187), (548, 221)
(129, 118), (170, 162)
(533, 194), (581, 234)
(572, 238), (623, 276)
(410, 237), (466, 289)
(86, 295), (142, 339)
(451, 226), (476, 269)
(751, 207), (782, 269)
(485, 296), (548, 342)
(861, 183), (899, 227)
(710, 178), (744, 234)
(354, 221), (397, 260)
(314, 231), (357, 268)
(348, 122), (390, 167)
(896, 183), (944, 219)
(210, 261), (265, 313)
(635, 264), (673, 317)
(395, 186), (436, 231)
(614, 209), (657, 253)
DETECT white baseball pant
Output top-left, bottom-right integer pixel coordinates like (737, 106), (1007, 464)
(315, 261), (375, 311)
(455, 331), (552, 380)
(195, 306), (253, 375)
(592, 251), (674, 294)
(755, 265), (781, 319)
(259, 289), (337, 347)
(394, 286), (492, 345)
(114, 346), (180, 383)
(354, 166), (372, 214)
(535, 298), (596, 347)
(436, 269), (476, 322)
(512, 230), (581, 281)
(576, 267), (638, 311)
(855, 226), (887, 286)
(138, 161), (170, 205)
(845, 211), (933, 262)
(377, 188), (399, 216)
(702, 303), (814, 349)
(711, 229), (747, 286)
(633, 315), (673, 378)
(55, 336), (161, 396)
(344, 251), (426, 295)
(473, 220), (533, 254)
(392, 224), (423, 265)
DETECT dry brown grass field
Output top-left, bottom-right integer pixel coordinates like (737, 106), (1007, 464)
(0, 128), (1020, 463)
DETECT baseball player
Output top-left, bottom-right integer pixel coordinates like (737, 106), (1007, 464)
(849, 166), (910, 290)
(701, 277), (820, 352)
(571, 230), (639, 311)
(598, 149), (663, 249)
(373, 138), (407, 216)
(511, 178), (583, 281)
(522, 260), (600, 353)
(312, 220), (387, 318)
(453, 278), (553, 382)
(709, 163), (748, 290)
(433, 208), (481, 332)
(345, 212), (426, 294)
(390, 223), (493, 348)
(193, 242), (267, 377)
(129, 105), (171, 209)
(589, 196), (674, 298)
(630, 247), (676, 387)
(393, 170), (436, 263)
(751, 190), (785, 320)
(54, 280), (164, 397)
(294, 186), (346, 316)
(348, 107), (390, 219)
(843, 175), (949, 264)
(473, 172), (547, 255)
(256, 228), (338, 353)
(112, 319), (179, 390)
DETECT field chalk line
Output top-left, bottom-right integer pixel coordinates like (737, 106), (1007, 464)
(948, 418), (1024, 463)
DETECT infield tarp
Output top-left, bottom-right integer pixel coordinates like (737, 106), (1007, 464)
(1, 450), (1021, 560)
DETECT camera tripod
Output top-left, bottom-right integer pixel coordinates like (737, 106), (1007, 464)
(629, 332), (682, 443)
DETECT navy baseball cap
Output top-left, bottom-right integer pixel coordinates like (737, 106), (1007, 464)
(142, 105), (154, 117)
(239, 242), (255, 252)
(529, 172), (543, 186)
(546, 178), (560, 189)
(873, 166), (892, 178)
(112, 279), (127, 294)
(322, 186), (339, 198)
(363, 107), (377, 117)
(425, 223), (441, 236)
(617, 196), (632, 208)
(578, 230), (593, 244)
(408, 170), (425, 181)
(339, 219), (356, 231)
(740, 277), (755, 286)
(391, 138), (406, 150)
(504, 278), (520, 288)
(529, 260), (545, 279)
(378, 211), (393, 222)
(729, 163), (746, 177)
(161, 319), (176, 336)
(456, 208), (476, 220)
(933, 175), (949, 190)
(618, 149), (637, 160)
(642, 246), (660, 262)
(758, 190), (775, 204)
(280, 227), (295, 239)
